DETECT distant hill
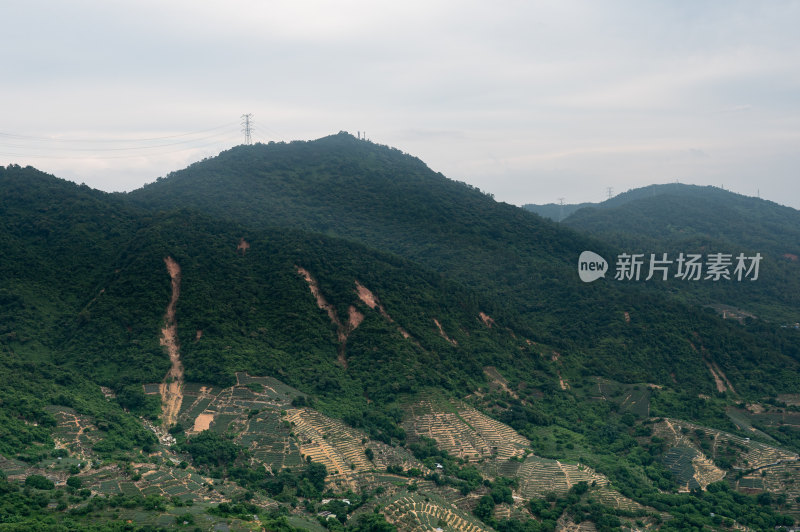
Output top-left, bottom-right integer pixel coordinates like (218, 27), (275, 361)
(530, 184), (800, 322)
(521, 201), (595, 221)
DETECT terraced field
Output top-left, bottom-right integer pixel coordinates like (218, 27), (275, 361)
(403, 399), (529, 462)
(737, 461), (800, 516)
(48, 406), (101, 458)
(512, 456), (608, 497)
(652, 418), (798, 470)
(662, 446), (701, 490)
(382, 492), (491, 532)
(287, 407), (425, 491)
(404, 397), (610, 499)
(592, 487), (648, 512)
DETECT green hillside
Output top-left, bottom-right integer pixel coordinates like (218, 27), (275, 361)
(125, 134), (800, 399)
(2, 151), (800, 530)
(551, 184), (800, 322)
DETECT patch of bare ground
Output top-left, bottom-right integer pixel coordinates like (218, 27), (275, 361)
(159, 257), (184, 427)
(691, 338), (736, 394)
(236, 237), (250, 255)
(484, 366), (519, 399)
(297, 266), (342, 335)
(192, 413), (214, 432)
(297, 267), (369, 368)
(705, 361), (727, 393)
(479, 311), (495, 328)
(433, 318), (458, 346)
(355, 280), (412, 339)
(692, 454), (726, 489)
(348, 305), (364, 329)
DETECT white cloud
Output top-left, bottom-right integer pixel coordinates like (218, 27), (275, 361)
(2, 1), (800, 208)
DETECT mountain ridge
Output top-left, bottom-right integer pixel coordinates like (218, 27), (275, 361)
(2, 141), (800, 529)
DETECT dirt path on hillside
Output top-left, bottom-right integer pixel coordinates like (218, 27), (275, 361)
(159, 257), (184, 426)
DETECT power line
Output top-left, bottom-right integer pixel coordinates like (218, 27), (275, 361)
(0, 128), (240, 153)
(0, 135), (241, 161)
(0, 121), (243, 162)
(0, 122), (237, 144)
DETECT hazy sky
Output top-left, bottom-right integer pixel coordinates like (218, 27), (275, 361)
(3, 1), (800, 208)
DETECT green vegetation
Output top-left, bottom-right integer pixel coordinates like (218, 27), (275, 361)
(2, 137), (800, 529)
(546, 183), (800, 323)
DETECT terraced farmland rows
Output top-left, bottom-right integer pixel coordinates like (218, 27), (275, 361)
(286, 407), (415, 491)
(662, 446), (701, 490)
(48, 406), (100, 458)
(592, 487), (647, 512)
(456, 407), (529, 460)
(405, 404), (488, 460)
(517, 456), (607, 497)
(404, 399), (529, 462)
(383, 493), (491, 532)
(739, 461), (800, 515)
(691, 453), (726, 488)
(653, 419), (798, 470)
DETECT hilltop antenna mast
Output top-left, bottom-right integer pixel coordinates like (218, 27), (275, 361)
(241, 114), (253, 145)
(606, 187), (614, 200)
(557, 197), (565, 222)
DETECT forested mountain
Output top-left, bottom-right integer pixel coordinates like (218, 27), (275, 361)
(525, 184), (800, 322)
(125, 134), (800, 396)
(521, 201), (595, 222)
(2, 143), (800, 530)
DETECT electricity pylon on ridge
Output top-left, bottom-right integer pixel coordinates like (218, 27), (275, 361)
(241, 114), (253, 145)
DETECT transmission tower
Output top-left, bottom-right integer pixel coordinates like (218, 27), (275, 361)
(606, 187), (614, 200)
(241, 114), (253, 145)
(557, 197), (565, 222)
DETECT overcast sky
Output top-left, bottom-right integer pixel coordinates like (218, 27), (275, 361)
(3, 1), (800, 208)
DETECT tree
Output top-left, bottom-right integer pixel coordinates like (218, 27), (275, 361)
(24, 475), (54, 490)
(349, 512), (397, 531)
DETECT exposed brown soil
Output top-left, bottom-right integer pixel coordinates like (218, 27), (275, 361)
(159, 257), (184, 427)
(297, 266), (341, 337)
(484, 367), (519, 399)
(479, 311), (495, 328)
(355, 280), (412, 340)
(237, 237), (250, 255)
(705, 362), (727, 393)
(691, 337), (736, 394)
(297, 267), (371, 368)
(623, 311), (631, 323)
(433, 318), (458, 346)
(192, 413), (214, 432)
(355, 281), (378, 309)
(348, 305), (364, 329)
(783, 253), (799, 262)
